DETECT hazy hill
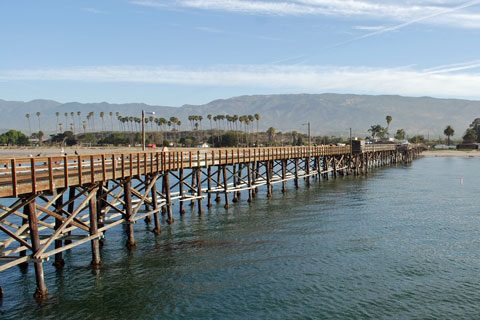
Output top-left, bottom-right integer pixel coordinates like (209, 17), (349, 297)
(1, 94), (478, 138)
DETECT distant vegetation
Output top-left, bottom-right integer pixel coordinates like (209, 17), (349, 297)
(3, 111), (480, 148)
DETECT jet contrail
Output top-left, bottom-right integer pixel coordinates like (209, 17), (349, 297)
(327, 0), (480, 49)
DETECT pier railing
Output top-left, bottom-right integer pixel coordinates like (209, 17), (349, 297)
(0, 144), (409, 198)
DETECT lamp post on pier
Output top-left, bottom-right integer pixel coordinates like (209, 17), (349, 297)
(142, 110), (155, 151)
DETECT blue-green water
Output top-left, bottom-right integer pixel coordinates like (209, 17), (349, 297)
(2, 156), (480, 319)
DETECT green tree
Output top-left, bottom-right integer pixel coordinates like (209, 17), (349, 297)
(468, 118), (480, 142)
(394, 129), (406, 140)
(266, 127), (276, 143)
(463, 129), (476, 143)
(408, 135), (425, 143)
(368, 124), (387, 139)
(0, 130), (29, 145)
(443, 125), (454, 146)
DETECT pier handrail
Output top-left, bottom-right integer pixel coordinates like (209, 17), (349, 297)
(0, 145), (406, 198)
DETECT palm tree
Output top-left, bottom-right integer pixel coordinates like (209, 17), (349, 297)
(55, 112), (60, 134)
(59, 123), (63, 133)
(64, 112), (69, 129)
(36, 112), (41, 131)
(100, 112), (105, 131)
(25, 114), (32, 135)
(207, 114), (213, 130)
(82, 120), (87, 134)
(267, 127), (276, 144)
(109, 112), (113, 131)
(149, 116), (154, 131)
(198, 115), (203, 130)
(444, 125), (455, 146)
(77, 111), (82, 131)
(386, 115), (392, 136)
(69, 112), (75, 133)
(254, 113), (260, 143)
(188, 115), (194, 130)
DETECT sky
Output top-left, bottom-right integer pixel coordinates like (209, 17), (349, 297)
(1, 0), (480, 106)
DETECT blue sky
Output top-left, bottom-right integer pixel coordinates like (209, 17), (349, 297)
(1, 0), (480, 106)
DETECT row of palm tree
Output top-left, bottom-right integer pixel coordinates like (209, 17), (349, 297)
(24, 112), (261, 140)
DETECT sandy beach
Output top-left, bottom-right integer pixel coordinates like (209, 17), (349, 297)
(422, 150), (480, 157)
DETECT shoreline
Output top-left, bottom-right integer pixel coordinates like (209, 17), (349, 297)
(422, 150), (480, 157)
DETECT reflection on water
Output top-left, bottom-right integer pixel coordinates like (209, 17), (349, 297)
(2, 157), (480, 319)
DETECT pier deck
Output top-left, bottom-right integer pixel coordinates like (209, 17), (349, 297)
(0, 144), (422, 299)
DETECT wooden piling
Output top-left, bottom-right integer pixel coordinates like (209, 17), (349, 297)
(151, 175), (161, 234)
(179, 169), (185, 214)
(223, 165), (230, 209)
(164, 173), (174, 223)
(294, 158), (299, 188)
(232, 164), (238, 203)
(26, 199), (48, 299)
(124, 179), (137, 248)
(207, 165), (212, 207)
(196, 168), (203, 215)
(247, 162), (253, 203)
(53, 190), (65, 268)
(266, 161), (273, 197)
(88, 188), (102, 266)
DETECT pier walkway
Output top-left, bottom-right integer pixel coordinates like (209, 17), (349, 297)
(0, 144), (422, 298)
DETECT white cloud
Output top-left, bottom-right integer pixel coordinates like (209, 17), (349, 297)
(82, 8), (105, 14)
(354, 25), (385, 30)
(2, 64), (480, 99)
(131, 0), (480, 28)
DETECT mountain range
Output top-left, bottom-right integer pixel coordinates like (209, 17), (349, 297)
(1, 93), (478, 139)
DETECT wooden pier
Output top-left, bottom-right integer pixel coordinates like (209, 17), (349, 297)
(0, 144), (422, 299)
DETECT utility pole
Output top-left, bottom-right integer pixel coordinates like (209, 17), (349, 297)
(142, 110), (146, 151)
(302, 122), (311, 146)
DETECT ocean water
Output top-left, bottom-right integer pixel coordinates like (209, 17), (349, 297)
(2, 156), (480, 319)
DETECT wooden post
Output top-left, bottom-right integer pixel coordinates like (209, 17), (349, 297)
(281, 159), (287, 193)
(53, 190), (65, 268)
(65, 186), (76, 246)
(151, 175), (161, 234)
(324, 157), (329, 180)
(207, 165), (212, 207)
(223, 165), (230, 209)
(190, 167), (196, 207)
(164, 173), (174, 223)
(197, 168), (203, 215)
(266, 161), (272, 197)
(232, 164), (238, 203)
(89, 188), (102, 266)
(294, 158), (299, 188)
(97, 182), (106, 244)
(236, 163), (242, 200)
(333, 156), (337, 178)
(19, 211), (28, 273)
(215, 165), (222, 202)
(144, 177), (152, 224)
(247, 162), (253, 203)
(179, 169), (185, 214)
(305, 156), (310, 185)
(124, 179), (137, 248)
(26, 199), (48, 299)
